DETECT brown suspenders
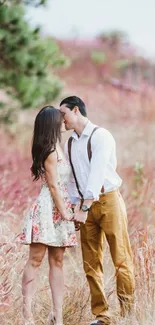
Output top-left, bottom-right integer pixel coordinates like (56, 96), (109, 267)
(87, 127), (99, 161)
(68, 136), (84, 203)
(68, 127), (104, 205)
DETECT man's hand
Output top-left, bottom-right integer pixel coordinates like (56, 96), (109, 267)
(71, 204), (76, 211)
(74, 221), (81, 231)
(71, 204), (81, 230)
(74, 210), (88, 224)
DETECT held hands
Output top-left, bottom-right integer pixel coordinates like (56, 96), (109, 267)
(63, 203), (80, 221)
(72, 204), (88, 231)
(63, 212), (73, 221)
(63, 206), (75, 221)
(63, 203), (88, 228)
(74, 209), (88, 224)
(73, 203), (88, 224)
(74, 200), (93, 225)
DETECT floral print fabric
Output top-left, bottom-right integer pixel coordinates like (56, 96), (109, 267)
(19, 157), (77, 247)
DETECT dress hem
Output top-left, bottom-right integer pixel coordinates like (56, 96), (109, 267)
(19, 241), (78, 247)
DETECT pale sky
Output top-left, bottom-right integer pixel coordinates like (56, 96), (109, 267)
(27, 0), (155, 58)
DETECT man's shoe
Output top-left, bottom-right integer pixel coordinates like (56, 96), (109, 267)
(90, 317), (111, 324)
(90, 310), (112, 325)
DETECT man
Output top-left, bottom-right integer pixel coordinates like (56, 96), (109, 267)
(60, 96), (135, 325)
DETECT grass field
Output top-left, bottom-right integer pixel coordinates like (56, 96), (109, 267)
(0, 75), (155, 324)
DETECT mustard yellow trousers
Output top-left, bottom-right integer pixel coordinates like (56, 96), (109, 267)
(80, 190), (135, 321)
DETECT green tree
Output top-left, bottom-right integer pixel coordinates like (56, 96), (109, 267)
(99, 29), (129, 53)
(0, 0), (47, 6)
(91, 51), (106, 65)
(0, 2), (67, 110)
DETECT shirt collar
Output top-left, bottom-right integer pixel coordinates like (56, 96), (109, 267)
(71, 120), (96, 140)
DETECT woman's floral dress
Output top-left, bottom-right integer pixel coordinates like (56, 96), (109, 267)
(19, 155), (77, 247)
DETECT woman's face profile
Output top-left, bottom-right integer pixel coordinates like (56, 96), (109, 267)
(60, 120), (66, 133)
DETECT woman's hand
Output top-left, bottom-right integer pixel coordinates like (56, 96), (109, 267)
(73, 203), (80, 214)
(63, 210), (74, 221)
(74, 210), (88, 224)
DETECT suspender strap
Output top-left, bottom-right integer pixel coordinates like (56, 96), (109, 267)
(87, 126), (104, 193)
(87, 126), (100, 161)
(68, 137), (84, 205)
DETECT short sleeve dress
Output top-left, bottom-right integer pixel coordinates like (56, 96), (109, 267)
(19, 153), (77, 247)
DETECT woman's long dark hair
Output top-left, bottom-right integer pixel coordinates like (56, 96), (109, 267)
(31, 106), (62, 181)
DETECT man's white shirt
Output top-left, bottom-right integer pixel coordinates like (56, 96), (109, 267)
(64, 121), (122, 204)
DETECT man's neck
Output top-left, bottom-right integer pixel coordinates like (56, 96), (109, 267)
(74, 117), (89, 136)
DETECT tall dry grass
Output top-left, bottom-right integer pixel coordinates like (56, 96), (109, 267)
(0, 84), (155, 324)
(1, 219), (155, 325)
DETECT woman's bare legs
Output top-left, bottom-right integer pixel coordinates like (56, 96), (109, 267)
(22, 243), (47, 321)
(48, 247), (65, 325)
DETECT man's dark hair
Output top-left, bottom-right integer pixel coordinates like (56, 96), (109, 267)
(60, 96), (87, 117)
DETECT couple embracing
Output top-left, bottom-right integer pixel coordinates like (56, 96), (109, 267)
(19, 96), (135, 325)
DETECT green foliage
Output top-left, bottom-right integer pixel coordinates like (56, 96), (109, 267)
(133, 162), (144, 184)
(100, 29), (129, 46)
(90, 51), (106, 65)
(22, 0), (47, 5)
(0, 92), (20, 125)
(114, 59), (130, 71)
(0, 0), (47, 6)
(0, 3), (67, 109)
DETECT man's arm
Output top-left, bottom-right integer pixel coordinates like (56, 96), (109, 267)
(84, 128), (115, 202)
(74, 128), (115, 224)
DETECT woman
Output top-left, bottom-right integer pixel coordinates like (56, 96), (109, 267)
(19, 106), (77, 325)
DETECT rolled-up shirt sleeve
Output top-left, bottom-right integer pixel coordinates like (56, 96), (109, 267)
(84, 129), (115, 200)
(64, 141), (80, 204)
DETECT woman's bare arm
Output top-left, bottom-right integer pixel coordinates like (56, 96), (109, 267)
(44, 151), (72, 220)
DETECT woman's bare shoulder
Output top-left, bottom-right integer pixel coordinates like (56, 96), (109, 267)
(44, 150), (57, 170)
